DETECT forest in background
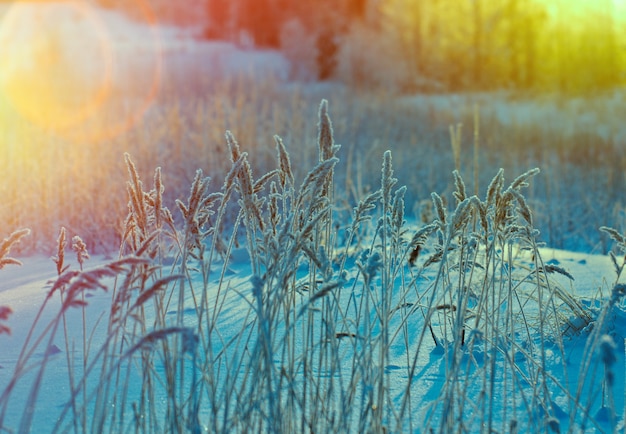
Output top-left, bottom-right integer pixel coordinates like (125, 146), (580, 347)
(0, 0), (623, 254)
(93, 0), (625, 94)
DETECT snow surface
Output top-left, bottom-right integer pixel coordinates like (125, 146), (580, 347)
(400, 91), (626, 144)
(1, 244), (625, 432)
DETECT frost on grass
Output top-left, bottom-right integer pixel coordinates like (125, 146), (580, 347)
(0, 228), (30, 335)
(1, 102), (624, 434)
(0, 229), (30, 270)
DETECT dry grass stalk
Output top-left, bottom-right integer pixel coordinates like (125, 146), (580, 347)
(449, 122), (462, 172)
(0, 99), (620, 434)
(0, 229), (30, 270)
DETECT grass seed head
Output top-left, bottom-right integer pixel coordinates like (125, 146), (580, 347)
(431, 192), (447, 226)
(353, 190), (382, 226)
(451, 198), (472, 233)
(52, 227), (67, 276)
(226, 130), (242, 163)
(0, 229), (29, 271)
(381, 150), (397, 209)
(392, 185), (407, 232)
(275, 135), (294, 189)
(0, 305), (12, 335)
(71, 235), (90, 269)
(453, 170), (466, 204)
(486, 168), (504, 208)
(600, 226), (626, 251)
(153, 167), (163, 229)
(366, 251), (383, 279)
(318, 99), (339, 162)
(508, 167), (540, 191)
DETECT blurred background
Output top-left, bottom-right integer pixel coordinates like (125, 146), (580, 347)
(0, 0), (624, 254)
(98, 0), (626, 93)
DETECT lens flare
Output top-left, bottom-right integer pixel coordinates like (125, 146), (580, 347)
(0, 0), (162, 142)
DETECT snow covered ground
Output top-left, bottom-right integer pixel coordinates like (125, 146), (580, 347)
(400, 90), (626, 144)
(1, 239), (625, 432)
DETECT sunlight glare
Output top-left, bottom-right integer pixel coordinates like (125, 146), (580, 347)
(0, 1), (112, 133)
(0, 0), (162, 142)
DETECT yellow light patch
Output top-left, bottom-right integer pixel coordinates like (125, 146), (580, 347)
(0, 0), (162, 142)
(0, 1), (112, 133)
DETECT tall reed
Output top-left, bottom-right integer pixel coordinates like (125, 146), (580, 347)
(0, 100), (619, 434)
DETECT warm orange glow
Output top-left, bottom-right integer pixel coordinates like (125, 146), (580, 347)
(380, 0), (626, 92)
(0, 0), (162, 142)
(0, 1), (112, 133)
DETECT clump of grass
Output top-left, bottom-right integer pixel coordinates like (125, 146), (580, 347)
(566, 226), (626, 432)
(0, 251), (149, 432)
(0, 228), (30, 335)
(397, 167), (592, 432)
(2, 99), (623, 434)
(3, 76), (624, 256)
